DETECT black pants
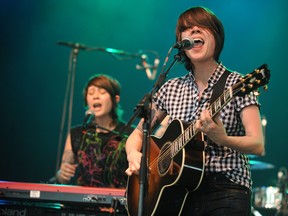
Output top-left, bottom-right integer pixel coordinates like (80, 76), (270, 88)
(181, 173), (251, 216)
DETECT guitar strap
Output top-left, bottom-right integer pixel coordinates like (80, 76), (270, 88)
(205, 69), (230, 145)
(210, 69), (231, 103)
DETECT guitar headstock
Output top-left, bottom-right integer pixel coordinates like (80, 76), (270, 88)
(234, 64), (270, 97)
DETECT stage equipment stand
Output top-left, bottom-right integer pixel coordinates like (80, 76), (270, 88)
(276, 167), (288, 216)
(55, 44), (81, 176)
(123, 46), (182, 216)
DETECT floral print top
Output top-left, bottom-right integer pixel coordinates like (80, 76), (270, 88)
(70, 122), (133, 188)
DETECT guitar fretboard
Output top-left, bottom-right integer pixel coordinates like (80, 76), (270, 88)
(171, 87), (234, 158)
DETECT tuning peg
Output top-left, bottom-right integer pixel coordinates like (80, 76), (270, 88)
(263, 85), (268, 91)
(255, 79), (261, 84)
(254, 90), (260, 96)
(248, 84), (253, 89)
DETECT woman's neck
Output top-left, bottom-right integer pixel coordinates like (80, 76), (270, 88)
(95, 115), (116, 133)
(193, 60), (218, 82)
(193, 60), (218, 95)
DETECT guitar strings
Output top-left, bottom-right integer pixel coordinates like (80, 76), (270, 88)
(149, 84), (240, 170)
(148, 81), (245, 173)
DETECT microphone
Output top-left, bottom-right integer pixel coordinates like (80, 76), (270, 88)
(82, 109), (96, 133)
(173, 38), (194, 50)
(136, 54), (159, 80)
(152, 57), (160, 79)
(141, 54), (151, 78)
(57, 41), (91, 50)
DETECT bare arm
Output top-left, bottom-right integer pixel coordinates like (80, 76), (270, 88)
(154, 115), (170, 137)
(56, 134), (78, 184)
(125, 105), (167, 176)
(196, 105), (265, 155)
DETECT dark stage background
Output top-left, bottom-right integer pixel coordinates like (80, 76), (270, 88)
(0, 0), (287, 190)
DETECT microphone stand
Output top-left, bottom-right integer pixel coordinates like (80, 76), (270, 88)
(276, 167), (288, 216)
(124, 49), (182, 216)
(55, 46), (80, 176)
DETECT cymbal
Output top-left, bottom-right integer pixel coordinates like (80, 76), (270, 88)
(249, 160), (275, 170)
(247, 154), (258, 159)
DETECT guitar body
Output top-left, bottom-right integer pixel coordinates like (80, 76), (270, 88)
(126, 119), (205, 216)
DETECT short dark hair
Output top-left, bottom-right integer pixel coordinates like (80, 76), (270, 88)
(83, 74), (123, 122)
(176, 6), (225, 71)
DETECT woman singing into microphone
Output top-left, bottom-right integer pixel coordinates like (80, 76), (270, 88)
(56, 74), (134, 188)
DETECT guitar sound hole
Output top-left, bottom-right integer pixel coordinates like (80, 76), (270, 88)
(158, 143), (172, 176)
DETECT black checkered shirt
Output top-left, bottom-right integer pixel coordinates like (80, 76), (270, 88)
(153, 63), (259, 189)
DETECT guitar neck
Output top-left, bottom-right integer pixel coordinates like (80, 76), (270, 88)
(171, 86), (236, 158)
(210, 86), (234, 118)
